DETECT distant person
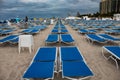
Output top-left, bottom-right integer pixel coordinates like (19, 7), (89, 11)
(7, 20), (11, 26)
(25, 16), (28, 22)
(16, 17), (20, 23)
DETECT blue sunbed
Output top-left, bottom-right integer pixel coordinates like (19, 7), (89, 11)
(30, 29), (39, 34)
(33, 47), (57, 62)
(102, 46), (120, 69)
(99, 34), (120, 41)
(9, 37), (18, 43)
(23, 62), (55, 79)
(45, 34), (59, 44)
(86, 34), (107, 43)
(60, 46), (94, 79)
(0, 30), (13, 35)
(0, 35), (18, 43)
(60, 46), (83, 61)
(79, 29), (88, 34)
(51, 29), (59, 34)
(88, 29), (97, 34)
(61, 34), (74, 44)
(62, 61), (93, 79)
(21, 29), (32, 34)
(60, 29), (68, 34)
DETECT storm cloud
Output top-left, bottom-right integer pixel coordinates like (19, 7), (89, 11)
(0, 0), (100, 19)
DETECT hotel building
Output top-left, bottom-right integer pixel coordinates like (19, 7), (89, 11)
(100, 0), (120, 14)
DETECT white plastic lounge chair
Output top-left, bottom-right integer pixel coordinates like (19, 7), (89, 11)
(18, 35), (34, 53)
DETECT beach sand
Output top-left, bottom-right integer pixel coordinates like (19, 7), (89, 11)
(0, 24), (120, 80)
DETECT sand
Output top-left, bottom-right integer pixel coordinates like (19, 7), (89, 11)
(0, 24), (120, 80)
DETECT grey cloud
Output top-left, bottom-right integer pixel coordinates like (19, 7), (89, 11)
(0, 0), (100, 19)
(90, 0), (100, 2)
(0, 0), (3, 3)
(66, 0), (80, 4)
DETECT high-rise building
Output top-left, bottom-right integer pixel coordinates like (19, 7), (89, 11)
(100, 0), (120, 14)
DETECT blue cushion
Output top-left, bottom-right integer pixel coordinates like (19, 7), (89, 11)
(34, 47), (56, 61)
(99, 34), (120, 41)
(63, 61), (93, 77)
(23, 62), (54, 78)
(60, 47), (83, 61)
(46, 34), (58, 42)
(61, 34), (74, 42)
(0, 35), (18, 43)
(104, 46), (120, 59)
(87, 34), (106, 42)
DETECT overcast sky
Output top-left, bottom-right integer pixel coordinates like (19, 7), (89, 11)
(0, 0), (100, 20)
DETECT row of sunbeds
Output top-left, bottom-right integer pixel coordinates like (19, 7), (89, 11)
(69, 20), (120, 70)
(79, 29), (97, 34)
(23, 46), (94, 80)
(0, 35), (18, 44)
(71, 21), (120, 69)
(69, 19), (120, 35)
(0, 25), (48, 45)
(86, 34), (120, 44)
(22, 20), (94, 80)
(46, 21), (74, 44)
(21, 25), (47, 34)
(45, 34), (74, 45)
(79, 29), (120, 35)
(89, 35), (120, 69)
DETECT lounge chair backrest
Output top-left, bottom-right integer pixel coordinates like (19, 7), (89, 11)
(19, 35), (34, 53)
(19, 35), (33, 47)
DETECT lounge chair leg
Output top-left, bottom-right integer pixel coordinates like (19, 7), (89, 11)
(29, 47), (31, 54)
(87, 39), (91, 44)
(21, 78), (30, 80)
(102, 48), (109, 60)
(115, 59), (119, 69)
(110, 56), (119, 69)
(19, 47), (21, 54)
(32, 46), (34, 51)
(102, 47), (119, 69)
